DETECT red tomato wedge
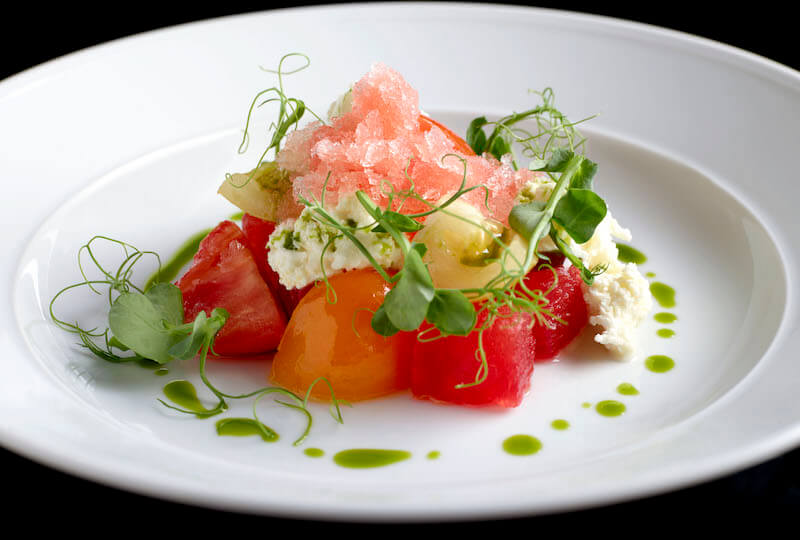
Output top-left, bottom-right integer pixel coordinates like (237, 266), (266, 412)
(419, 115), (475, 156)
(177, 220), (287, 356)
(521, 260), (588, 360)
(409, 308), (535, 408)
(241, 213), (312, 316)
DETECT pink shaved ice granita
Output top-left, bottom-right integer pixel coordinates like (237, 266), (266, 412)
(275, 63), (538, 224)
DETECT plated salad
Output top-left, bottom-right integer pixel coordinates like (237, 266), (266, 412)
(50, 54), (652, 441)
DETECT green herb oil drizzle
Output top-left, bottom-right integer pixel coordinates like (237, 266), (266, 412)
(650, 282), (676, 308)
(333, 449), (411, 469)
(216, 417), (278, 442)
(144, 229), (211, 290)
(645, 355), (675, 373)
(162, 380), (220, 418)
(502, 434), (542, 456)
(654, 312), (677, 323)
(595, 400), (626, 417)
(616, 243), (647, 264)
(616, 383), (639, 396)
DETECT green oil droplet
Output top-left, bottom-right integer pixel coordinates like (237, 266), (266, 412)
(617, 382), (639, 396)
(616, 243), (647, 264)
(582, 402), (592, 408)
(551, 419), (570, 430)
(502, 434), (542, 456)
(162, 380), (217, 415)
(155, 368), (169, 376)
(215, 417), (278, 442)
(426, 451), (441, 460)
(650, 282), (676, 308)
(596, 400), (626, 417)
(657, 328), (676, 338)
(304, 448), (325, 458)
(646, 355), (675, 373)
(333, 449), (411, 469)
(645, 271), (656, 278)
(654, 312), (677, 323)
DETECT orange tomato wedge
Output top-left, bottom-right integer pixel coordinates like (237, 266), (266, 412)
(270, 269), (410, 402)
(419, 115), (475, 156)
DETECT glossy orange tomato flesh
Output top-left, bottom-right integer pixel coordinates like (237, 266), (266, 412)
(270, 269), (410, 402)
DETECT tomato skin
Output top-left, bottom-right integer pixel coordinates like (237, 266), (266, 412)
(241, 213), (312, 316)
(522, 261), (588, 360)
(177, 220), (287, 356)
(419, 115), (475, 156)
(270, 269), (410, 402)
(409, 308), (535, 408)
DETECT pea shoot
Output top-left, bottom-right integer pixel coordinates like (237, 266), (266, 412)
(50, 236), (346, 446)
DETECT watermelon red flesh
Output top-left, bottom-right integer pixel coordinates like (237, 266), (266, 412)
(409, 309), (535, 408)
(522, 261), (588, 361)
(176, 220), (287, 356)
(241, 213), (312, 316)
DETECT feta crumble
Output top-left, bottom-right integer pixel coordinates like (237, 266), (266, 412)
(518, 177), (653, 357)
(267, 193), (403, 289)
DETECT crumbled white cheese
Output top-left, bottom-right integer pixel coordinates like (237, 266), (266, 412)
(267, 193), (403, 289)
(517, 177), (653, 357)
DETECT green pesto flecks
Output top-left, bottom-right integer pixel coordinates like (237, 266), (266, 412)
(304, 448), (325, 458)
(215, 417), (278, 442)
(616, 243), (647, 264)
(426, 451), (441, 460)
(616, 382), (639, 396)
(654, 312), (677, 323)
(502, 434), (542, 456)
(162, 380), (218, 417)
(596, 400), (626, 417)
(646, 355), (675, 373)
(551, 419), (570, 430)
(582, 402), (592, 408)
(650, 282), (676, 308)
(333, 449), (411, 469)
(645, 271), (656, 278)
(657, 328), (676, 338)
(144, 228), (212, 290)
(155, 368), (169, 376)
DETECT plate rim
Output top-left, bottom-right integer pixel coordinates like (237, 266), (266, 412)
(3, 2), (800, 521)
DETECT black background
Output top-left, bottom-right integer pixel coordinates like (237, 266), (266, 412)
(2, 0), (798, 531)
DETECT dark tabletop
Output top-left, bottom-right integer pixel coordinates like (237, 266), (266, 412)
(2, 1), (798, 529)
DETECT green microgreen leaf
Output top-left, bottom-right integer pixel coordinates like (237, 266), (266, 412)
(570, 158), (598, 190)
(487, 129), (513, 160)
(108, 286), (188, 364)
(426, 290), (476, 336)
(508, 200), (551, 242)
(370, 304), (400, 337)
(370, 211), (423, 233)
(535, 147), (574, 172)
(553, 188), (607, 244)
(382, 247), (435, 331)
(168, 308), (229, 360)
(466, 116), (489, 155)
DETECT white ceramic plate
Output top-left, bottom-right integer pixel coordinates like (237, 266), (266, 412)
(2, 3), (799, 521)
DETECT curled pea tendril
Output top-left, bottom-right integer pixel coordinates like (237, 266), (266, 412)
(50, 234), (347, 446)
